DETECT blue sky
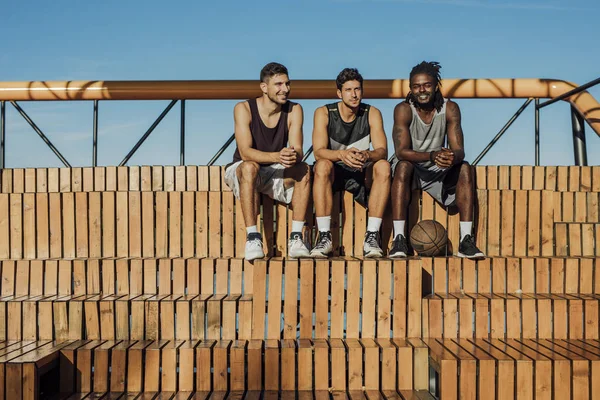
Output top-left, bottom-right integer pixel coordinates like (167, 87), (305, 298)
(1, 0), (599, 168)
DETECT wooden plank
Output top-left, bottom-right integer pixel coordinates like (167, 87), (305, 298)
(487, 166), (498, 190)
(252, 260), (267, 339)
(155, 191), (168, 257)
(362, 260), (377, 338)
(284, 260), (299, 339)
(116, 192), (128, 257)
(346, 260), (361, 338)
(196, 191), (208, 258)
(342, 191), (354, 255)
(377, 260), (392, 338)
(164, 166), (175, 191)
(511, 190), (527, 257)
(498, 165), (510, 189)
(169, 191), (182, 257)
(209, 191), (221, 257)
(267, 260), (283, 339)
(501, 190), (514, 256)
(475, 190), (487, 255)
(140, 165), (152, 191)
(10, 194), (23, 259)
(22, 193), (35, 259)
(182, 192), (195, 257)
(393, 260), (408, 338)
(487, 190), (500, 256)
(222, 191), (235, 257)
(0, 195), (9, 258)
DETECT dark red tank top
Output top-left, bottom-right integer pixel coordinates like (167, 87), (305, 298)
(232, 98), (291, 163)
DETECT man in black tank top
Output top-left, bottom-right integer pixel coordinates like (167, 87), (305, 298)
(310, 68), (391, 258)
(389, 61), (484, 259)
(224, 62), (312, 261)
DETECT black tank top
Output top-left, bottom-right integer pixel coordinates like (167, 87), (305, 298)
(326, 102), (371, 157)
(232, 98), (291, 163)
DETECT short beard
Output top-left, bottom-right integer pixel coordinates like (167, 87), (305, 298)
(267, 92), (288, 105)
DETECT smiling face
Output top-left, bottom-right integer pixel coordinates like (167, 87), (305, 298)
(337, 79), (362, 109)
(261, 73), (290, 105)
(410, 73), (437, 106)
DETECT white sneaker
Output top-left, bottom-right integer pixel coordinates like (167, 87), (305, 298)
(288, 232), (310, 258)
(363, 231), (384, 258)
(310, 231), (333, 258)
(245, 233), (265, 261)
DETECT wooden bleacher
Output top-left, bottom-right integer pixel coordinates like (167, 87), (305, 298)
(0, 165), (598, 400)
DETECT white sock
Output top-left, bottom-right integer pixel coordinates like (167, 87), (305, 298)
(367, 217), (382, 232)
(460, 221), (473, 241)
(316, 216), (331, 232)
(393, 220), (406, 238)
(246, 225), (258, 235)
(291, 220), (305, 233)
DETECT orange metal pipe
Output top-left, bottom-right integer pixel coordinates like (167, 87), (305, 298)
(0, 78), (598, 136)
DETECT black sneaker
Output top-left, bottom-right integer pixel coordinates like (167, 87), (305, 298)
(457, 234), (485, 259)
(310, 231), (333, 258)
(389, 234), (408, 258)
(363, 231), (384, 258)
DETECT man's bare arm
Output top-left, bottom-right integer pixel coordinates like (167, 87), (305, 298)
(362, 106), (387, 162)
(233, 102), (280, 164)
(445, 100), (465, 164)
(287, 103), (304, 161)
(393, 103), (430, 163)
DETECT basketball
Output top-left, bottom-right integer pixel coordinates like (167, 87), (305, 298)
(410, 220), (448, 256)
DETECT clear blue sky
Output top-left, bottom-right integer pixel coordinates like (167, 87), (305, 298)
(1, 0), (599, 168)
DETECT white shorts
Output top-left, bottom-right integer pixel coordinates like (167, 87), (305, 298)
(224, 161), (294, 204)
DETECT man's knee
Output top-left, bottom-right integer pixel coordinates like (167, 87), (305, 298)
(458, 161), (473, 184)
(290, 162), (311, 184)
(393, 161), (413, 183)
(372, 160), (391, 182)
(237, 161), (260, 182)
(313, 159), (334, 181)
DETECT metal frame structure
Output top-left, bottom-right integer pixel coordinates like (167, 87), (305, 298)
(0, 77), (598, 168)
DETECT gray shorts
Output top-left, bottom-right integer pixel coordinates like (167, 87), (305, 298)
(224, 161), (294, 204)
(391, 156), (460, 207)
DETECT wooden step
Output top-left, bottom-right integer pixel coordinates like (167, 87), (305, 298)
(0, 294), (252, 342)
(424, 337), (600, 400)
(423, 292), (600, 339)
(2, 165), (599, 194)
(56, 339), (428, 394)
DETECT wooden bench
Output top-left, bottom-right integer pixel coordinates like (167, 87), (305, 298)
(424, 338), (600, 400)
(0, 164), (598, 400)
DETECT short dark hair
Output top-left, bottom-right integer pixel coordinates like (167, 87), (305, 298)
(336, 68), (363, 90)
(260, 62), (289, 82)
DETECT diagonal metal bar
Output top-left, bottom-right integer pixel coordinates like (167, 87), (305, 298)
(302, 145), (313, 162)
(11, 101), (71, 167)
(119, 99), (178, 166)
(537, 76), (600, 109)
(0, 101), (5, 169)
(472, 98), (533, 166)
(208, 133), (236, 166)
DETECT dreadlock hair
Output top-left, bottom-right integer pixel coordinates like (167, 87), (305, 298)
(405, 61), (445, 112)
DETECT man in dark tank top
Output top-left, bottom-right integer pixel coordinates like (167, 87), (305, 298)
(310, 68), (391, 258)
(224, 62), (312, 261)
(389, 61), (484, 259)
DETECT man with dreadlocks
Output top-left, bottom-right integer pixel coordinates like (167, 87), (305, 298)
(389, 61), (484, 259)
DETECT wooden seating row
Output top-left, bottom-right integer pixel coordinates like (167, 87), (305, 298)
(0, 188), (596, 259)
(423, 292), (600, 339)
(1, 257), (598, 299)
(0, 339), (432, 400)
(1, 165), (599, 194)
(424, 337), (600, 400)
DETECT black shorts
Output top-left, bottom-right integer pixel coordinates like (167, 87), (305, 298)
(331, 162), (369, 207)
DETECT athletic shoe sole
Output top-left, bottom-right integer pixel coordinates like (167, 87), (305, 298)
(388, 252), (407, 259)
(457, 252), (485, 259)
(364, 250), (384, 258)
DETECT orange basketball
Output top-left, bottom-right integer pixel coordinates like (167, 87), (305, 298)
(410, 220), (448, 257)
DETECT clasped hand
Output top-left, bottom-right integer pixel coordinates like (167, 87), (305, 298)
(340, 148), (368, 170)
(278, 147), (298, 168)
(432, 148), (455, 169)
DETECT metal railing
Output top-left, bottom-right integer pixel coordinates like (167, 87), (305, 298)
(0, 78), (598, 168)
